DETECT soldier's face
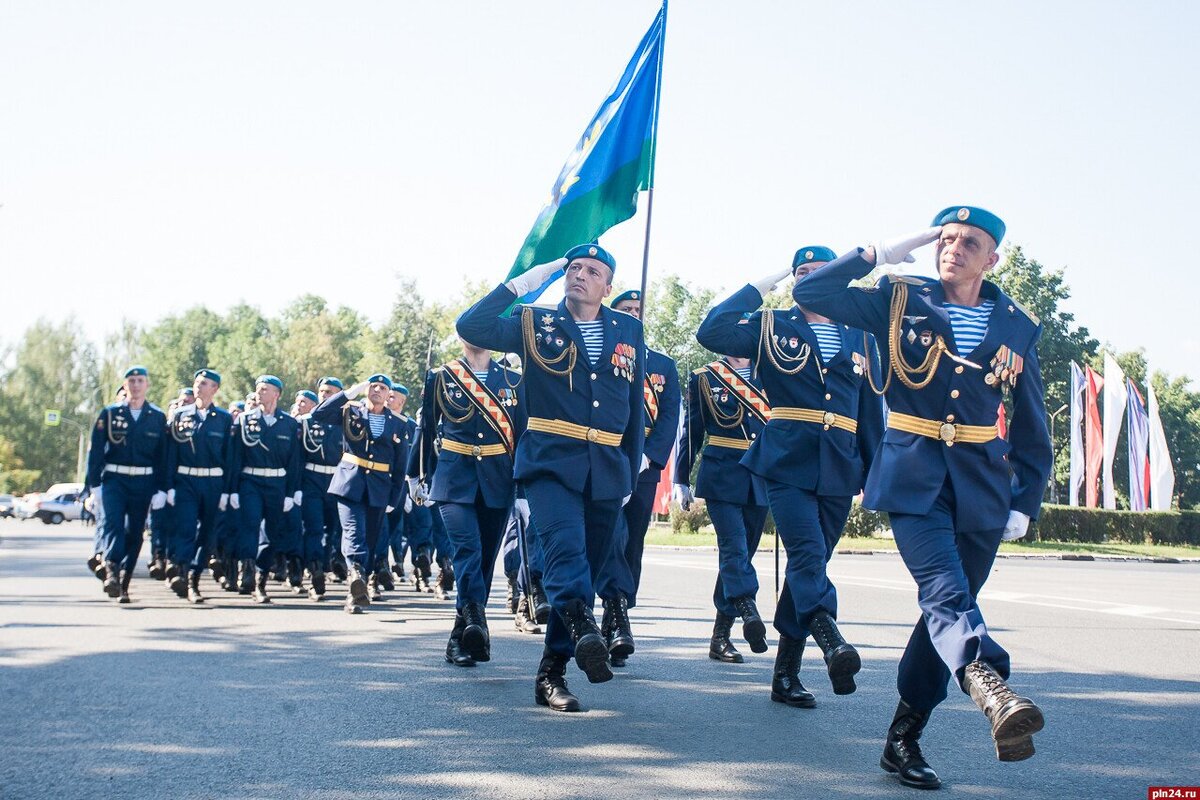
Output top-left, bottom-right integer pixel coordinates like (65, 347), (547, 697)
(179, 394), (195, 406)
(614, 299), (642, 319)
(792, 260), (829, 281)
(193, 376), (219, 404)
(936, 223), (998, 287)
(295, 396), (315, 415)
(124, 375), (148, 401)
(318, 384), (338, 402)
(255, 384), (280, 408)
(564, 258), (613, 305)
(367, 382), (390, 406)
(388, 392), (407, 413)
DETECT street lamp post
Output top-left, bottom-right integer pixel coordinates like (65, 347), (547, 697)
(1047, 403), (1069, 504)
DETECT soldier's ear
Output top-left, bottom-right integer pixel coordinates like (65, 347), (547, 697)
(983, 251), (1000, 272)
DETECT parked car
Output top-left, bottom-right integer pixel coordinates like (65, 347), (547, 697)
(26, 483), (86, 524)
(0, 494), (15, 518)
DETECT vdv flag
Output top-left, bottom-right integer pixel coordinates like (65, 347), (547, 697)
(1126, 379), (1150, 512)
(505, 5), (665, 303)
(1068, 362), (1086, 506)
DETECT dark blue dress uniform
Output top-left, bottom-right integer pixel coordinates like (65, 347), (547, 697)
(164, 403), (233, 579)
(86, 401), (168, 580)
(456, 289), (646, 665)
(380, 412), (418, 570)
(298, 410), (344, 567)
(409, 358), (527, 618)
(697, 286), (884, 652)
(227, 407), (301, 571)
(793, 247), (1052, 714)
(674, 358), (770, 620)
(310, 391), (408, 574)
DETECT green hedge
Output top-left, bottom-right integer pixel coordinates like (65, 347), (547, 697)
(1032, 505), (1200, 545)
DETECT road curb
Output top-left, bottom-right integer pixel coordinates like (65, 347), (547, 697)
(644, 545), (1200, 563)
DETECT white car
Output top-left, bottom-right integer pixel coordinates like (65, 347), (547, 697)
(30, 483), (86, 524)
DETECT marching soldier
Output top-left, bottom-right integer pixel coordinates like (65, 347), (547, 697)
(673, 351), (771, 662)
(409, 336), (526, 666)
(163, 369), (233, 604)
(793, 207), (1052, 787)
(697, 247), (884, 708)
(457, 244), (645, 712)
(227, 376), (302, 604)
(310, 374), (408, 614)
(297, 378), (345, 601)
(383, 385), (425, 594)
(84, 366), (168, 603)
(595, 289), (681, 667)
(213, 399), (247, 591)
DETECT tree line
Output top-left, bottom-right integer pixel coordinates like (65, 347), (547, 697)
(2, 251), (1197, 509)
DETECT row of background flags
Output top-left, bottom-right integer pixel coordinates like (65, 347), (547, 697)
(1068, 355), (1175, 510)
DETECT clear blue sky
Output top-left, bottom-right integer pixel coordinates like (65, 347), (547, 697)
(2, 1), (1197, 381)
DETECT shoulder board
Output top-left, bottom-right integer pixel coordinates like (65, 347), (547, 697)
(1008, 297), (1041, 326)
(692, 367), (707, 375)
(886, 273), (929, 286)
(431, 365), (446, 374)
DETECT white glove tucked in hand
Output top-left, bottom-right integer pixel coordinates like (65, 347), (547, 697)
(218, 493), (229, 512)
(85, 486), (102, 513)
(293, 490), (303, 507)
(150, 491), (167, 511)
(621, 494), (632, 508)
(752, 267), (794, 297)
(344, 381), (370, 400)
(166, 489), (176, 506)
(229, 493), (240, 510)
(1002, 510), (1031, 542)
(869, 226), (942, 267)
(639, 454), (651, 474)
(403, 496), (413, 513)
(514, 497), (531, 525)
(407, 477), (430, 506)
(386, 505), (395, 514)
(506, 257), (568, 297)
(672, 484), (694, 511)
(283, 497), (294, 513)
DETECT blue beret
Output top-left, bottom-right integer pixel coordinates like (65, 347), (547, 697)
(296, 389), (318, 403)
(256, 375), (283, 391)
(179, 387), (194, 396)
(792, 246), (838, 269)
(230, 400), (246, 411)
(123, 365), (148, 378)
(366, 373), (393, 389)
(317, 376), (343, 390)
(564, 243), (616, 274)
(193, 368), (221, 384)
(392, 383), (409, 396)
(610, 289), (641, 308)
(932, 205), (1005, 246)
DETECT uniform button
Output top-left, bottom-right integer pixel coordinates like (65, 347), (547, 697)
(822, 368), (828, 375)
(592, 400), (599, 408)
(946, 414), (955, 422)
(477, 432), (484, 439)
(955, 366), (964, 374)
(824, 393), (832, 401)
(950, 389), (960, 399)
(750, 433), (756, 439)
(590, 373), (597, 381)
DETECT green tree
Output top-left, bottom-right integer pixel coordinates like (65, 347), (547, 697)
(639, 274), (718, 378)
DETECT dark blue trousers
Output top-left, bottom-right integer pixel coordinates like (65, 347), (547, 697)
(708, 499), (769, 618)
(172, 476), (223, 576)
(235, 478), (287, 567)
(339, 499), (387, 573)
(595, 476), (659, 606)
(301, 479), (340, 565)
(438, 495), (509, 609)
(890, 479), (1008, 713)
(100, 474), (154, 574)
(216, 508), (238, 559)
(766, 480), (851, 640)
(405, 503), (434, 558)
(430, 504), (453, 569)
(386, 505), (406, 564)
(525, 476), (621, 658)
(502, 513), (545, 583)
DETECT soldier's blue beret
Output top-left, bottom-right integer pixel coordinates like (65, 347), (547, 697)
(792, 246), (837, 269)
(317, 376), (343, 390)
(194, 368), (221, 384)
(610, 289), (641, 308)
(296, 389), (318, 403)
(366, 373), (393, 389)
(179, 387), (194, 396)
(256, 375), (283, 391)
(123, 365), (148, 378)
(230, 400), (246, 411)
(564, 243), (616, 274)
(932, 205), (1005, 246)
(392, 382), (409, 396)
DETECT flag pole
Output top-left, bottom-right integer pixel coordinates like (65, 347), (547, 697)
(636, 0), (667, 314)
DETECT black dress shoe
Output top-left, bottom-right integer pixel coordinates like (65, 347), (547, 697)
(881, 700), (941, 789)
(461, 603), (491, 662)
(709, 612), (744, 663)
(561, 599), (612, 684)
(770, 635), (816, 708)
(962, 660), (1044, 762)
(732, 595), (769, 653)
(810, 611), (861, 695)
(535, 650), (581, 712)
(445, 615), (476, 667)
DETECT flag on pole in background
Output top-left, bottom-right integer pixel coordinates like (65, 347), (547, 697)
(1101, 353), (1127, 509)
(504, 6), (666, 304)
(1126, 379), (1150, 511)
(1084, 365), (1104, 508)
(1068, 362), (1085, 506)
(1147, 381), (1175, 511)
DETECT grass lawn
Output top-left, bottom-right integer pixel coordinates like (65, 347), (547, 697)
(644, 526), (1200, 560)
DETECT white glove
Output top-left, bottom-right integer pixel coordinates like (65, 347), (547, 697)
(166, 489), (176, 506)
(751, 267), (794, 296)
(229, 493), (240, 510)
(293, 490), (303, 507)
(85, 486), (102, 513)
(403, 495), (413, 513)
(514, 497), (531, 525)
(506, 257), (568, 297)
(386, 505), (395, 514)
(621, 494), (632, 507)
(673, 484), (694, 511)
(218, 493), (229, 512)
(407, 477), (430, 506)
(283, 497), (294, 513)
(639, 454), (651, 474)
(344, 381), (370, 400)
(151, 491), (167, 510)
(870, 226), (942, 267)
(1002, 510), (1030, 542)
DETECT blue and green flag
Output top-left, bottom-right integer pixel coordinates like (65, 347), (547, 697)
(507, 4), (665, 302)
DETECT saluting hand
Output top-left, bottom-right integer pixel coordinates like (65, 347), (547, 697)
(344, 381), (370, 400)
(752, 267), (794, 296)
(867, 226), (942, 267)
(506, 257), (568, 297)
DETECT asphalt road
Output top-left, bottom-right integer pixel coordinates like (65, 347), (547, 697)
(2, 518), (1197, 800)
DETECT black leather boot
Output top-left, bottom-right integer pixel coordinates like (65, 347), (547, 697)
(606, 595), (635, 666)
(561, 599), (613, 684)
(222, 556), (238, 591)
(445, 613), (476, 667)
(237, 559), (255, 595)
(413, 547), (432, 577)
(732, 595), (768, 653)
(118, 569), (132, 604)
(187, 573), (205, 605)
(208, 554), (225, 585)
(169, 562), (188, 598)
(432, 570), (448, 600)
(103, 562), (121, 598)
(287, 556), (305, 594)
(535, 649), (581, 712)
(961, 660), (1044, 762)
(709, 611), (744, 663)
(770, 635), (816, 708)
(307, 561), (326, 601)
(252, 570), (271, 604)
(368, 571), (382, 600)
(148, 556), (166, 581)
(87, 554), (105, 581)
(441, 561), (455, 591)
(330, 555), (348, 583)
(270, 553), (286, 583)
(377, 565), (396, 592)
(348, 564), (370, 607)
(412, 569), (430, 593)
(531, 578), (550, 624)
(461, 602), (491, 662)
(506, 575), (520, 614)
(881, 700), (941, 789)
(514, 597), (542, 634)
(810, 611), (861, 695)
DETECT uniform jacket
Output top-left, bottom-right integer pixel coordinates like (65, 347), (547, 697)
(227, 407), (302, 496)
(456, 285), (646, 500)
(85, 402), (168, 491)
(696, 284), (884, 497)
(163, 404), (233, 491)
(409, 358), (527, 509)
(640, 347), (682, 485)
(674, 359), (768, 507)
(297, 411), (344, 492)
(793, 249), (1052, 530)
(310, 391), (407, 508)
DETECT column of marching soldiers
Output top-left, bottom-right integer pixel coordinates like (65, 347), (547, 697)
(81, 208), (1053, 791)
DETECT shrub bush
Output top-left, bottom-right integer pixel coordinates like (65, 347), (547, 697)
(844, 503), (889, 538)
(670, 501), (711, 534)
(1032, 505), (1200, 546)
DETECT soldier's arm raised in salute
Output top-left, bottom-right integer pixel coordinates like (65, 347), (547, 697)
(456, 258), (568, 353)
